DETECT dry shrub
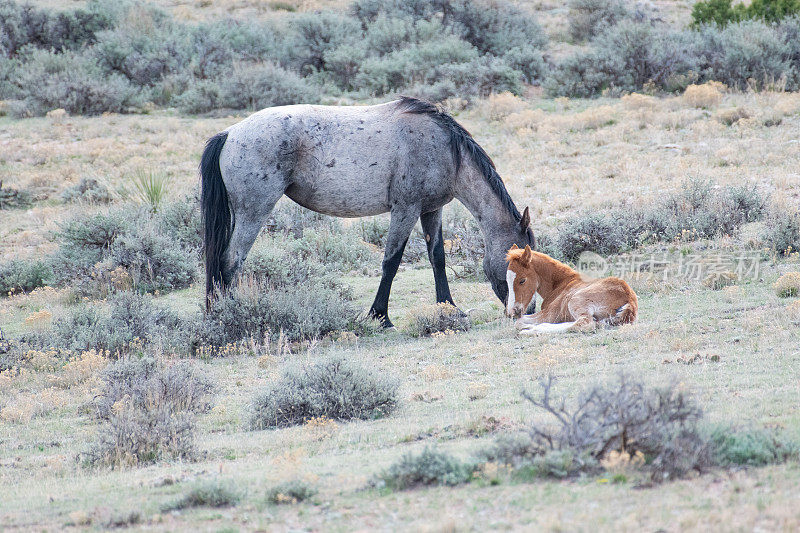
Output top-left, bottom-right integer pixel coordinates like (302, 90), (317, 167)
(774, 272), (800, 297)
(569, 105), (616, 130)
(621, 92), (657, 110)
(483, 375), (711, 482)
(83, 357), (214, 467)
(0, 387), (69, 423)
(51, 350), (108, 388)
(683, 82), (725, 108)
(702, 271), (738, 290)
(406, 303), (470, 337)
(503, 108), (547, 132)
(716, 106), (751, 126)
(482, 91), (525, 121)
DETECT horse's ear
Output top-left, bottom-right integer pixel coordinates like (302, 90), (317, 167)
(520, 206), (531, 229)
(521, 244), (532, 265)
(510, 243), (519, 250)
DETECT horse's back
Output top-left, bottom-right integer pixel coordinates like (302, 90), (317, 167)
(219, 101), (454, 217)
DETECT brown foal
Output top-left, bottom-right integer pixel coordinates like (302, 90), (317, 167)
(506, 245), (638, 334)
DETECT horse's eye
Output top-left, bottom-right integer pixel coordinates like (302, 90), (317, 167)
(519, 278), (526, 285)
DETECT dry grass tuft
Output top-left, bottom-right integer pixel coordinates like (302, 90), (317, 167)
(716, 106), (752, 126)
(774, 272), (800, 297)
(405, 303), (470, 337)
(483, 92), (525, 121)
(683, 82), (726, 108)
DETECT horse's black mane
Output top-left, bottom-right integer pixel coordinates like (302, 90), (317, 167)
(396, 95), (524, 224)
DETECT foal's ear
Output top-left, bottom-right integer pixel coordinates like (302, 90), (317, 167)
(521, 244), (533, 265)
(510, 243), (519, 250)
(520, 206), (531, 229)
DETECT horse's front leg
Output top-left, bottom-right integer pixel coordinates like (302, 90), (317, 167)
(515, 310), (547, 329)
(368, 207), (420, 328)
(420, 208), (456, 307)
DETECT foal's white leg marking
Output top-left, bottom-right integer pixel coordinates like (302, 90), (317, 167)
(518, 321), (578, 335)
(506, 269), (516, 316)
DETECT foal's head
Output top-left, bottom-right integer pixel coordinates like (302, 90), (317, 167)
(505, 244), (538, 318)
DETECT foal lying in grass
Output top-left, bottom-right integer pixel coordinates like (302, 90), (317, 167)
(506, 245), (637, 334)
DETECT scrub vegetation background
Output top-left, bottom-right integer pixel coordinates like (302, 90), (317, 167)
(1, 0), (800, 530)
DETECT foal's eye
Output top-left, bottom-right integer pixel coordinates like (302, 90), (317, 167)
(519, 278), (526, 285)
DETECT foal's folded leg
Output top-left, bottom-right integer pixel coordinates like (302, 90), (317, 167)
(518, 321), (578, 335)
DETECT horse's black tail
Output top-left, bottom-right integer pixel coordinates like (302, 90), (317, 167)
(200, 131), (232, 308)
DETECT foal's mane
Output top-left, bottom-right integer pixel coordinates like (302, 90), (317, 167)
(396, 96), (528, 228)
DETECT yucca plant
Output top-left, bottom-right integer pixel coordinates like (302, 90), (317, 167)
(131, 169), (170, 213)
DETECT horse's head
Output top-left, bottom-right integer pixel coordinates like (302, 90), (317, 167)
(483, 206), (534, 306)
(505, 244), (538, 319)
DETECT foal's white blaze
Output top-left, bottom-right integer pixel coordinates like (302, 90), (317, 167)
(506, 269), (516, 316)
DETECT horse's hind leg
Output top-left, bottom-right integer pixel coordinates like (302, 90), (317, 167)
(223, 172), (286, 284)
(420, 208), (456, 307)
(369, 206), (420, 328)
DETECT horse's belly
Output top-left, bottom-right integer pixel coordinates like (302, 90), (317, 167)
(285, 173), (391, 218)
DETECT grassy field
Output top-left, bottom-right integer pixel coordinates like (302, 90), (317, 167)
(2, 87), (800, 531)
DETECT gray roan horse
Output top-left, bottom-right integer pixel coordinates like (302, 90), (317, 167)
(201, 96), (534, 327)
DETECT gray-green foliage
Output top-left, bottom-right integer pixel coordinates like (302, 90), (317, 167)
(162, 479), (242, 512)
(0, 259), (53, 296)
(373, 447), (476, 490)
(163, 480), (240, 510)
(41, 291), (192, 355)
(1, 0), (549, 114)
(710, 425), (799, 466)
(61, 177), (112, 204)
(549, 16), (800, 97)
(50, 203), (199, 293)
(266, 480), (318, 504)
(553, 181), (767, 261)
(249, 356), (399, 429)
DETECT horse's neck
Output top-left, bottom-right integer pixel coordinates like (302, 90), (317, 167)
(454, 163), (516, 249)
(532, 254), (581, 302)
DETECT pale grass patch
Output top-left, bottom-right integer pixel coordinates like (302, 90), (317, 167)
(716, 107), (752, 126)
(45, 108), (67, 123)
(0, 387), (69, 423)
(466, 382), (489, 401)
(303, 416), (339, 441)
(682, 82), (726, 108)
(481, 91), (525, 121)
(420, 364), (453, 381)
(565, 105), (616, 130)
(503, 108), (547, 133)
(50, 350), (108, 388)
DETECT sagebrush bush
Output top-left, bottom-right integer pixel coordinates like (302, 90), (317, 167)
(373, 447), (476, 490)
(46, 291), (192, 355)
(84, 356), (213, 468)
(709, 425), (799, 466)
(761, 209), (800, 255)
(94, 356), (214, 420)
(249, 356), (399, 429)
(111, 225), (196, 293)
(554, 181), (768, 261)
(266, 480), (318, 504)
(405, 303), (471, 337)
(567, 0), (629, 42)
(0, 259), (53, 296)
(201, 276), (360, 346)
(291, 227), (372, 271)
(12, 47), (139, 116)
(60, 177), (112, 204)
(163, 480), (240, 510)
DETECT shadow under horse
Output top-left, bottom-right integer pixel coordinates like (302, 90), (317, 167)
(201, 97), (534, 327)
